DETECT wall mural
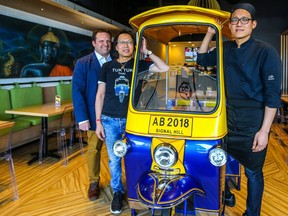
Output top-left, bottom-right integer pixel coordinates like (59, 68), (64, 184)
(0, 14), (92, 79)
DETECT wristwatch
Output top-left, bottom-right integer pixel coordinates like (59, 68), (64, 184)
(146, 50), (153, 57)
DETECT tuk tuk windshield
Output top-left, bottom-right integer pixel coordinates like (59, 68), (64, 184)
(133, 24), (219, 113)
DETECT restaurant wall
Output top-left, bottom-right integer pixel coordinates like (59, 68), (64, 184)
(169, 44), (185, 65)
(147, 39), (167, 62)
(219, 0), (288, 54)
(253, 17), (287, 53)
(168, 42), (205, 66)
(0, 6), (92, 88)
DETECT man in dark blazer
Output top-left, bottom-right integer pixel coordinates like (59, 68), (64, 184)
(72, 29), (112, 201)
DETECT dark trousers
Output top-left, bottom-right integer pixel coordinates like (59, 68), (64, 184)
(226, 100), (267, 216)
(244, 167), (264, 216)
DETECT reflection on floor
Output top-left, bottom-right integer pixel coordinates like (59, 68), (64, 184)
(0, 122), (287, 215)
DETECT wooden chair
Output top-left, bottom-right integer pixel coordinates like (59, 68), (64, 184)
(0, 122), (19, 200)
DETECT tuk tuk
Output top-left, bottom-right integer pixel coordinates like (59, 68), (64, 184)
(113, 5), (241, 215)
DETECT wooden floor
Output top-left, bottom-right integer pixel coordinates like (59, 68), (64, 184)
(0, 121), (288, 216)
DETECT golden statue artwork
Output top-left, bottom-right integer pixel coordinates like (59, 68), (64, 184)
(20, 28), (73, 77)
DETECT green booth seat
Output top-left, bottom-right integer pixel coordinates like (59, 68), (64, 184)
(10, 118), (32, 132)
(48, 115), (62, 122)
(9, 83), (43, 126)
(51, 81), (73, 122)
(0, 88), (13, 121)
(56, 81), (72, 102)
(14, 116), (42, 126)
(0, 87), (32, 131)
(49, 81), (73, 122)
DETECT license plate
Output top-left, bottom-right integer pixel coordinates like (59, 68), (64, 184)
(149, 115), (192, 137)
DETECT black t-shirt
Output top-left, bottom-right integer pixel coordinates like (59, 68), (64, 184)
(99, 58), (152, 118)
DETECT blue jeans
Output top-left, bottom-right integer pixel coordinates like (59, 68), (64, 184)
(244, 167), (264, 216)
(101, 114), (125, 194)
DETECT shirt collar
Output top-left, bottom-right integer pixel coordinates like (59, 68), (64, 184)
(94, 51), (111, 65)
(232, 37), (255, 49)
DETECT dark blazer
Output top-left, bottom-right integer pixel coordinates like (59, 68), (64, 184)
(72, 52), (101, 131)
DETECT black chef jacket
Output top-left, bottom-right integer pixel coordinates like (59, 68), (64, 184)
(197, 37), (282, 170)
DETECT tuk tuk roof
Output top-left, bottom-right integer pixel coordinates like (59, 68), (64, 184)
(129, 5), (232, 44)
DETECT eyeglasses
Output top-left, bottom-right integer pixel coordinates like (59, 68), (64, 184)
(117, 40), (133, 46)
(230, 17), (253, 25)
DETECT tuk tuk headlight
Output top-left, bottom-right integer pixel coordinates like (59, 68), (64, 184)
(154, 144), (177, 169)
(113, 140), (128, 157)
(209, 147), (227, 167)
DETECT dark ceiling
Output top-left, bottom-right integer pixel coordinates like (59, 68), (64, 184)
(68, 0), (194, 26)
(68, 0), (288, 27)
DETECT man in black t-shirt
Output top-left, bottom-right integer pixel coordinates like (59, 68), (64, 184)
(95, 31), (170, 214)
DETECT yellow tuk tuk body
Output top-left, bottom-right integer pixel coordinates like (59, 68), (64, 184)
(127, 5), (231, 140)
(112, 5), (240, 215)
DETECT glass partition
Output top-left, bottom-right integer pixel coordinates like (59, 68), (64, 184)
(133, 24), (218, 113)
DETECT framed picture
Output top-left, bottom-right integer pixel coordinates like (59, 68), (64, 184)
(0, 12), (92, 80)
(184, 47), (198, 62)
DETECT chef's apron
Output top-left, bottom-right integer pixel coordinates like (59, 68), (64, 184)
(226, 99), (267, 171)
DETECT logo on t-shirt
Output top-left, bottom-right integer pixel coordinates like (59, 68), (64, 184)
(114, 76), (130, 103)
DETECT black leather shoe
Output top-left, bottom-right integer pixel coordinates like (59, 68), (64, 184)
(225, 193), (236, 207)
(88, 182), (100, 201)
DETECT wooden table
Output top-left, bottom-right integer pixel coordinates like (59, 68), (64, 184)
(0, 120), (15, 130)
(281, 95), (288, 104)
(0, 121), (15, 154)
(0, 121), (15, 147)
(5, 102), (73, 165)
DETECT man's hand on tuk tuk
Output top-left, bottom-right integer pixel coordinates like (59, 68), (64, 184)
(206, 18), (226, 35)
(140, 37), (149, 55)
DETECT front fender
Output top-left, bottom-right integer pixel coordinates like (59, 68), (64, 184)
(137, 172), (205, 208)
